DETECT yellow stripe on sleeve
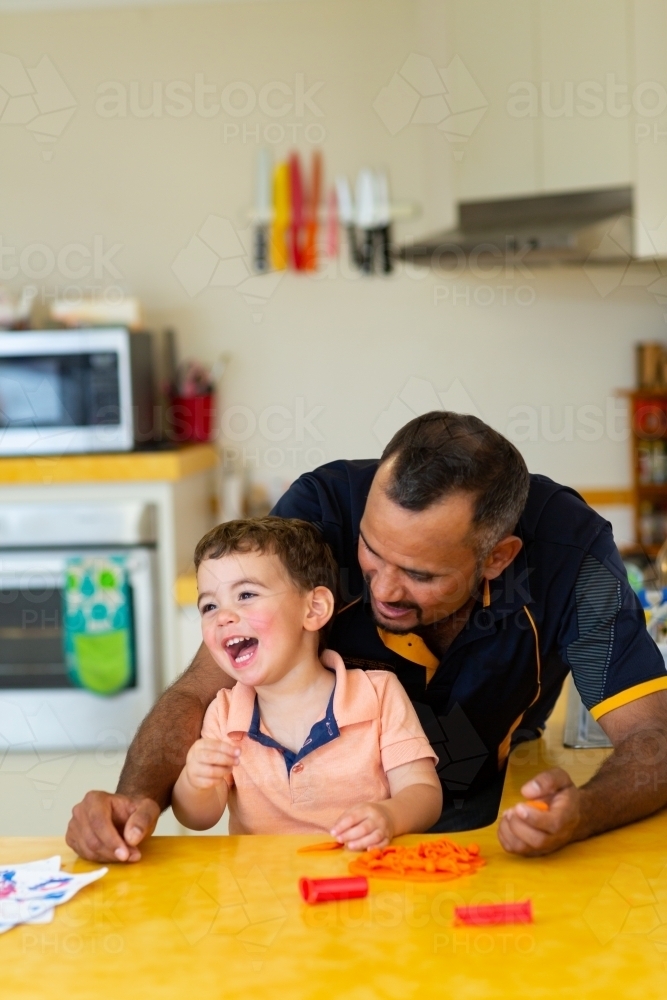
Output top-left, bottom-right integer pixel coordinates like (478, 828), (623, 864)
(589, 676), (667, 721)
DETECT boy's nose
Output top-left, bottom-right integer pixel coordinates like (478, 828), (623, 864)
(216, 607), (240, 625)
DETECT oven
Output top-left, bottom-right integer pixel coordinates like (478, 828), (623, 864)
(0, 501), (159, 751)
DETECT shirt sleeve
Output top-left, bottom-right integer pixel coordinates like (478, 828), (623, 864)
(200, 693), (235, 788)
(559, 529), (667, 721)
(371, 671), (439, 772)
(271, 470), (327, 530)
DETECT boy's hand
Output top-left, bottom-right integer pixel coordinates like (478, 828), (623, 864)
(184, 738), (239, 790)
(330, 802), (395, 850)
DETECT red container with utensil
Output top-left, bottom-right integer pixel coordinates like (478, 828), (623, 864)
(169, 394), (216, 443)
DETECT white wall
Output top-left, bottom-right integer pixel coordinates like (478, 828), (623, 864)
(1, 0), (662, 496)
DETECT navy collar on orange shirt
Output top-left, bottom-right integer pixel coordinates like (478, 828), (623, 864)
(247, 675), (339, 776)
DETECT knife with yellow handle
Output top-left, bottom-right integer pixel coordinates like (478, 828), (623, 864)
(270, 161), (290, 270)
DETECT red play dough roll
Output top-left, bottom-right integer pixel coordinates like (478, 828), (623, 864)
(454, 900), (533, 925)
(299, 876), (369, 904)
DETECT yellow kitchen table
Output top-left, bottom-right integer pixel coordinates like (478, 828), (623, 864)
(1, 699), (666, 1000)
(0, 818), (665, 999)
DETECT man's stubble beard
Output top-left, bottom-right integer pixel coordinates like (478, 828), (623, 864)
(365, 566), (485, 636)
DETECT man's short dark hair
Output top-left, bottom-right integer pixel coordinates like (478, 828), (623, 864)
(380, 411), (529, 554)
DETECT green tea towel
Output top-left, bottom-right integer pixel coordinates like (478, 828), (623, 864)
(63, 556), (134, 696)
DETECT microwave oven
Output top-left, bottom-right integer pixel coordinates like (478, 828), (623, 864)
(0, 328), (155, 456)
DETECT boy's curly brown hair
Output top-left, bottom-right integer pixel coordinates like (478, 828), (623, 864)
(194, 516), (339, 604)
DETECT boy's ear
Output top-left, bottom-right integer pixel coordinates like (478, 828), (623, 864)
(303, 586), (335, 633)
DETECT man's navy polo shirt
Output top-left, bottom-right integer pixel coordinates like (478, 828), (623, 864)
(273, 459), (667, 803)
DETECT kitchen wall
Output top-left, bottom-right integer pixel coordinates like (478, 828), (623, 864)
(2, 0), (663, 503)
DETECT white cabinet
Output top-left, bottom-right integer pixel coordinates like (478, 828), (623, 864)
(450, 0), (632, 197)
(538, 0), (632, 192)
(633, 0), (667, 256)
(451, 0), (539, 200)
(441, 0), (667, 259)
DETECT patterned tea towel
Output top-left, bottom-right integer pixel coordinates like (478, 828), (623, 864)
(63, 556), (134, 695)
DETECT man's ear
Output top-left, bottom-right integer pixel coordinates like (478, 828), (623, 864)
(303, 586), (335, 633)
(482, 535), (523, 581)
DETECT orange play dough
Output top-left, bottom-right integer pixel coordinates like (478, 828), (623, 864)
(297, 841), (345, 853)
(348, 837), (485, 882)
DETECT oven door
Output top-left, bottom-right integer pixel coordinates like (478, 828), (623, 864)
(0, 328), (133, 455)
(0, 548), (158, 750)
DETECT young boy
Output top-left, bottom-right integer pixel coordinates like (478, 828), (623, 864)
(172, 517), (442, 849)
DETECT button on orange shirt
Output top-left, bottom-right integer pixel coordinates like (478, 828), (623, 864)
(201, 649), (438, 835)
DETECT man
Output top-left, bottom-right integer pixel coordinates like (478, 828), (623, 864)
(67, 412), (667, 862)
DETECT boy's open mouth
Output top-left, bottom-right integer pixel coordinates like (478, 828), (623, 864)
(225, 636), (259, 666)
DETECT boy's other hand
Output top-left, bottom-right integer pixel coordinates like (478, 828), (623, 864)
(330, 802), (395, 850)
(185, 738), (240, 790)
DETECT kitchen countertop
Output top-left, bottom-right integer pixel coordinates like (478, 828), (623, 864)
(175, 571), (199, 605)
(1, 698), (664, 999)
(0, 443), (219, 485)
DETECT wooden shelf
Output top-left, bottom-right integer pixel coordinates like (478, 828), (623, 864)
(621, 542), (661, 558)
(578, 488), (634, 506)
(637, 484), (667, 494)
(619, 388), (667, 398)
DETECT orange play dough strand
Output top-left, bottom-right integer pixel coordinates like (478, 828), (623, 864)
(348, 837), (486, 882)
(297, 841), (345, 853)
(524, 800), (549, 811)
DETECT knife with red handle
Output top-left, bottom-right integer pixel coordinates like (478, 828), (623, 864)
(289, 152), (304, 270)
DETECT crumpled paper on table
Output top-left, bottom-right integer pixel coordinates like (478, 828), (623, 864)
(0, 856), (107, 933)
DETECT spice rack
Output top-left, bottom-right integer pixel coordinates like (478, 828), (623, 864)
(629, 390), (667, 555)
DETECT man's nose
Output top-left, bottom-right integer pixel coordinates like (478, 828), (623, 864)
(370, 567), (406, 603)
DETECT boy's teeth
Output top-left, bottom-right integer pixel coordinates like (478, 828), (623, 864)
(225, 636), (258, 664)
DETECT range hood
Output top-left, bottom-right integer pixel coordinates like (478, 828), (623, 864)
(401, 186), (634, 267)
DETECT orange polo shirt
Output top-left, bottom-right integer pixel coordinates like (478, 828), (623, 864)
(201, 649), (438, 835)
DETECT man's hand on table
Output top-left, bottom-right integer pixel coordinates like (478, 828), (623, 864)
(499, 692), (667, 856)
(65, 643), (228, 862)
(497, 768), (581, 857)
(66, 791), (161, 863)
